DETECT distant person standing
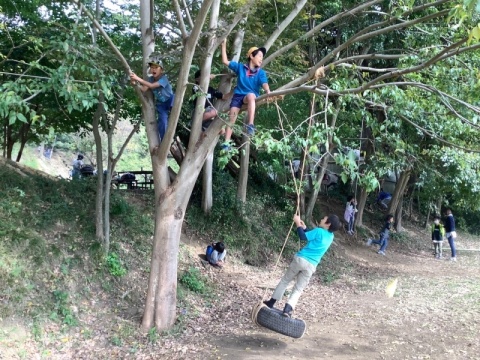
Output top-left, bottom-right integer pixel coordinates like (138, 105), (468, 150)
(443, 209), (457, 261)
(71, 154), (84, 180)
(344, 195), (357, 235)
(431, 215), (445, 260)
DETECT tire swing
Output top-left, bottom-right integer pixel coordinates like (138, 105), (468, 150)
(251, 301), (307, 339)
(250, 93), (322, 339)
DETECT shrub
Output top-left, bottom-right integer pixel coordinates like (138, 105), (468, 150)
(180, 267), (206, 294)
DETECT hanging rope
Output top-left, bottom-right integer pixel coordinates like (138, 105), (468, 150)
(258, 90), (320, 301)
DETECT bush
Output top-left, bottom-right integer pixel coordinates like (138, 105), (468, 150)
(106, 253), (127, 277)
(180, 267), (207, 294)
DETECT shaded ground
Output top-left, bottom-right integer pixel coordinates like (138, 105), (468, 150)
(1, 223), (479, 359)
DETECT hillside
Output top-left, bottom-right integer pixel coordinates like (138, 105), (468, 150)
(0, 161), (479, 359)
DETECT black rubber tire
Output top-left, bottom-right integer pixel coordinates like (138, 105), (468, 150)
(255, 306), (306, 339)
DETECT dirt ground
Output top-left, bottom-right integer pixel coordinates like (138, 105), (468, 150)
(170, 229), (480, 360)
(1, 223), (479, 359)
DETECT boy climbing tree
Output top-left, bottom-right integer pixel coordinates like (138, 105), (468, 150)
(130, 55), (174, 142)
(220, 39), (270, 151)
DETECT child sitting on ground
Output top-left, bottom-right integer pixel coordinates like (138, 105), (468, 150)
(206, 242), (226, 267)
(263, 213), (340, 318)
(431, 215), (445, 259)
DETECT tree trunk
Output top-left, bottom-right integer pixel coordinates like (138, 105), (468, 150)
(435, 196), (443, 215)
(356, 186), (368, 227)
(202, 149), (214, 213)
(15, 122), (31, 162)
(201, 128), (221, 215)
(93, 94), (105, 244)
(424, 201), (431, 229)
(388, 169), (411, 231)
(305, 104), (339, 225)
(140, 0), (218, 332)
(395, 193), (404, 232)
(237, 132), (250, 202)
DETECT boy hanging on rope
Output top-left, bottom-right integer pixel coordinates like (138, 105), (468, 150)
(263, 213), (341, 318)
(220, 39), (271, 150)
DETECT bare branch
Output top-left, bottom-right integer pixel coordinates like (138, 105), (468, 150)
(173, 0), (188, 39)
(212, 0), (256, 49)
(337, 38), (468, 95)
(280, 6), (451, 89)
(368, 81), (480, 128)
(336, 63), (399, 73)
(263, 0), (382, 67)
(70, 0), (131, 74)
(398, 114), (480, 153)
(264, 0), (308, 51)
(182, 0), (194, 29)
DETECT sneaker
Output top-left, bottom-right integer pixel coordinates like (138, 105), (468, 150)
(450, 257), (457, 262)
(263, 298), (276, 309)
(366, 238), (372, 246)
(282, 304), (293, 318)
(220, 142), (231, 152)
(246, 124), (256, 136)
(378, 250), (386, 256)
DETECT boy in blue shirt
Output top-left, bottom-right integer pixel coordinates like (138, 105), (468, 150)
(221, 39), (271, 150)
(263, 213), (340, 318)
(130, 55), (174, 141)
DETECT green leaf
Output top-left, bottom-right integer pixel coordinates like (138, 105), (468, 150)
(16, 113), (28, 122)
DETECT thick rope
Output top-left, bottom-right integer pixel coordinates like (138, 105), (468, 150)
(259, 92), (317, 302)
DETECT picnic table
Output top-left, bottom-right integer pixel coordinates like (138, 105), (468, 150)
(113, 170), (153, 190)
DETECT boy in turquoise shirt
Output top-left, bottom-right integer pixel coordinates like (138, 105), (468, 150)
(264, 213), (340, 317)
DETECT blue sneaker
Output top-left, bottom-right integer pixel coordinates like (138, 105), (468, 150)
(246, 124), (256, 136)
(220, 142), (231, 151)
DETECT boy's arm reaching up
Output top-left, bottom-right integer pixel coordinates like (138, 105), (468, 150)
(130, 72), (160, 92)
(293, 214), (306, 230)
(221, 40), (230, 67)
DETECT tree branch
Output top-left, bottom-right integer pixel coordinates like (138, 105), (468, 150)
(182, 0), (194, 29)
(398, 114), (480, 153)
(70, 0), (131, 74)
(279, 6), (451, 89)
(263, 0), (382, 67)
(264, 0), (308, 51)
(173, 0), (188, 40)
(337, 38), (468, 95)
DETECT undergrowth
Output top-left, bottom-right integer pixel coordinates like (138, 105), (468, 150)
(186, 164), (296, 266)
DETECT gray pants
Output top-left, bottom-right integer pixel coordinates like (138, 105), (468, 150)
(433, 241), (443, 258)
(272, 255), (316, 309)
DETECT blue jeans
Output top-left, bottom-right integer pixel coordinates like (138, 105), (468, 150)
(447, 235), (456, 257)
(347, 216), (354, 232)
(156, 99), (172, 141)
(372, 235), (388, 252)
